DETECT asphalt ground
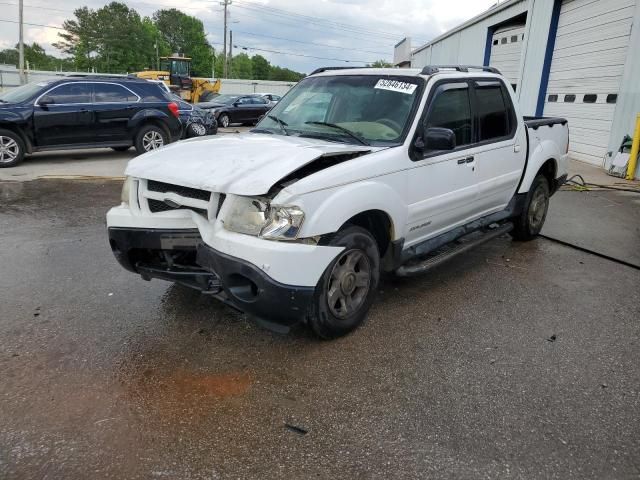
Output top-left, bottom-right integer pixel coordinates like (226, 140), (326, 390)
(1, 179), (638, 479)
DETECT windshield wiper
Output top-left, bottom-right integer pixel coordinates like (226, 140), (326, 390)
(304, 121), (369, 146)
(267, 115), (289, 136)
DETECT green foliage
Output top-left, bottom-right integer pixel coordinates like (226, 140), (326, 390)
(53, 2), (159, 72)
(251, 54), (270, 80)
(153, 9), (212, 77)
(368, 59), (394, 68)
(0, 43), (75, 71)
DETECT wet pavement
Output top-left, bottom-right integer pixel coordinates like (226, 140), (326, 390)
(1, 179), (639, 479)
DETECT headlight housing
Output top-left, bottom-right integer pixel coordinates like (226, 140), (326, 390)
(121, 176), (133, 204)
(223, 196), (305, 240)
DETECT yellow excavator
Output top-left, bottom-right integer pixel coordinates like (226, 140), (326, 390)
(135, 54), (221, 103)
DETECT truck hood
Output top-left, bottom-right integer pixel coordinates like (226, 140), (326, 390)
(125, 133), (377, 196)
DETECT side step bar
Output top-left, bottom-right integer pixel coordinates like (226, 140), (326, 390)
(395, 223), (513, 277)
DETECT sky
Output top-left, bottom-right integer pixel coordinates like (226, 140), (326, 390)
(0, 0), (499, 73)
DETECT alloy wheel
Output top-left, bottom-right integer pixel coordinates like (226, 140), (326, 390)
(142, 130), (164, 151)
(0, 136), (20, 164)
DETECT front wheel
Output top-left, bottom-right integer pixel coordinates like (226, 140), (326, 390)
(218, 114), (230, 128)
(186, 122), (208, 138)
(0, 129), (26, 168)
(307, 226), (380, 339)
(134, 125), (168, 155)
(510, 174), (550, 241)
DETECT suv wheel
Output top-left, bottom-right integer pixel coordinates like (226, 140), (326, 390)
(135, 125), (168, 154)
(307, 226), (380, 339)
(219, 114), (230, 128)
(510, 174), (550, 241)
(0, 129), (26, 168)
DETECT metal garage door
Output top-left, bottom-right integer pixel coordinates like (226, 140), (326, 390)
(490, 24), (526, 91)
(543, 0), (635, 165)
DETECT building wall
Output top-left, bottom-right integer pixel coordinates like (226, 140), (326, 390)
(410, 1), (528, 69)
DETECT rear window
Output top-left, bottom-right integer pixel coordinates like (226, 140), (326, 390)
(93, 83), (138, 102)
(475, 83), (511, 141)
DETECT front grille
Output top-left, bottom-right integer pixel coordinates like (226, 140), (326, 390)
(148, 198), (208, 217)
(147, 180), (211, 202)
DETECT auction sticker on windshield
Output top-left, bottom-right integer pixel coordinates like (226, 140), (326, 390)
(374, 79), (417, 94)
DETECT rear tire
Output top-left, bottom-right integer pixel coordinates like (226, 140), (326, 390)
(510, 174), (550, 241)
(134, 124), (168, 155)
(307, 226), (380, 339)
(0, 129), (26, 168)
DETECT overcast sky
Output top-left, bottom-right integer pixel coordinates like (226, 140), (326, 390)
(0, 0), (498, 73)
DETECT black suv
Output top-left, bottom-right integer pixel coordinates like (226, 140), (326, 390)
(0, 75), (183, 167)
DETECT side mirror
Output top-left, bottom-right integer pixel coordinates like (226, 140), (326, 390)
(233, 101), (241, 107)
(38, 95), (55, 106)
(423, 127), (456, 152)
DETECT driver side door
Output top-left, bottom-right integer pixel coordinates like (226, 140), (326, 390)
(406, 81), (480, 246)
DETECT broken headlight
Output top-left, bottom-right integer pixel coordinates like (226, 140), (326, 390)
(223, 196), (305, 240)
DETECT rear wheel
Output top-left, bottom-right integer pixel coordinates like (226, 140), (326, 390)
(510, 174), (550, 241)
(0, 129), (25, 168)
(307, 226), (380, 339)
(134, 124), (168, 155)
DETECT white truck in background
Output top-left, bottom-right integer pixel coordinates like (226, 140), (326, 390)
(107, 65), (569, 339)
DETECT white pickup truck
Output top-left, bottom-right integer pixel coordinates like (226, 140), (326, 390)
(107, 66), (569, 338)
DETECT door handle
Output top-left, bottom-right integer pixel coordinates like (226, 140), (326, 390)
(457, 158), (466, 164)
(465, 156), (474, 163)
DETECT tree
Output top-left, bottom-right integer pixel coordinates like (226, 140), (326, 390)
(368, 59), (393, 68)
(0, 43), (74, 71)
(54, 2), (158, 73)
(230, 53), (252, 79)
(251, 54), (270, 80)
(153, 9), (212, 77)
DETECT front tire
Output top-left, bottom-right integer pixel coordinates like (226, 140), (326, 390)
(510, 174), (550, 241)
(0, 129), (26, 168)
(218, 114), (230, 128)
(307, 226), (380, 339)
(134, 125), (168, 155)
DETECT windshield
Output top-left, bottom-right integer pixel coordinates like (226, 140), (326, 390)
(256, 75), (423, 145)
(212, 95), (239, 105)
(0, 80), (52, 103)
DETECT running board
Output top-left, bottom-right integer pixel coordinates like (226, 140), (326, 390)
(395, 223), (513, 277)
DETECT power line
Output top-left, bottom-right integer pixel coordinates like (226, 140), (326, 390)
(233, 30), (391, 57)
(231, 42), (377, 63)
(0, 19), (65, 29)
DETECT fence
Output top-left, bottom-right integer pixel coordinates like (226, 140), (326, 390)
(0, 65), (296, 96)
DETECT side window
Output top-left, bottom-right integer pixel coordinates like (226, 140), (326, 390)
(94, 83), (137, 102)
(250, 97), (268, 104)
(46, 83), (91, 104)
(425, 84), (472, 150)
(237, 97), (252, 105)
(475, 83), (511, 142)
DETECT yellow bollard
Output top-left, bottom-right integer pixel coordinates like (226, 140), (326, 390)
(625, 113), (640, 180)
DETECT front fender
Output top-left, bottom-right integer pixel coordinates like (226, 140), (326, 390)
(290, 181), (407, 240)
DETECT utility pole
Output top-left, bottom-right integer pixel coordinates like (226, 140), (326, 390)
(18, 0), (25, 84)
(228, 30), (233, 78)
(220, 0), (232, 78)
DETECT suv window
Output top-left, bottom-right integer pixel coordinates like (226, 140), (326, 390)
(94, 83), (137, 103)
(475, 83), (509, 141)
(425, 84), (472, 149)
(46, 83), (92, 104)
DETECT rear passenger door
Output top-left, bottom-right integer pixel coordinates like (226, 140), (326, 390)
(471, 80), (525, 215)
(91, 83), (140, 143)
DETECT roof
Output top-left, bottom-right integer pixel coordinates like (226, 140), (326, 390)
(54, 74), (150, 84)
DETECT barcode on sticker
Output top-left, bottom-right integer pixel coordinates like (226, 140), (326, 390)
(374, 79), (417, 94)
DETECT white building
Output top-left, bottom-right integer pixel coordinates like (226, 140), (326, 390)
(395, 0), (640, 175)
